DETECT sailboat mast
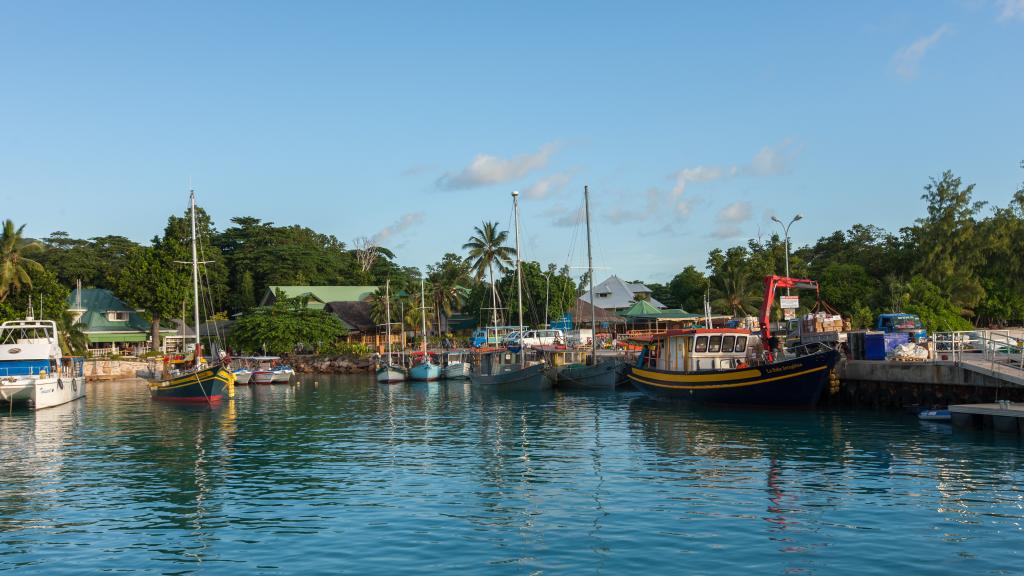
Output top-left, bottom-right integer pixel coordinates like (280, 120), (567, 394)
(584, 185), (596, 362)
(190, 191), (201, 367)
(385, 279), (392, 359)
(512, 190), (524, 368)
(420, 276), (427, 356)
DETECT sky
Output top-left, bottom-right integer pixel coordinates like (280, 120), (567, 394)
(1, 1), (1022, 283)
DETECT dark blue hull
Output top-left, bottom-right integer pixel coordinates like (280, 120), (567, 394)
(149, 365), (231, 403)
(627, 350), (839, 407)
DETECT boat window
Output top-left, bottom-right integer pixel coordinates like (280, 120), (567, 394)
(735, 336), (747, 352)
(694, 336), (708, 353)
(722, 335), (735, 353)
(708, 335), (722, 353)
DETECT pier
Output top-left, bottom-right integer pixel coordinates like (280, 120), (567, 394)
(836, 330), (1024, 411)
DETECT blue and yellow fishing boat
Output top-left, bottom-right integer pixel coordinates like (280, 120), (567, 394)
(627, 328), (839, 407)
(146, 189), (234, 404)
(149, 352), (233, 403)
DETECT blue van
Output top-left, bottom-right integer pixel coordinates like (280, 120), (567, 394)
(875, 313), (927, 342)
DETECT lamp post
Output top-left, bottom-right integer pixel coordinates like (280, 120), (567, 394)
(544, 271), (551, 328)
(770, 213), (803, 295)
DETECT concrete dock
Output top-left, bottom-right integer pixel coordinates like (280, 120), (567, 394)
(950, 402), (1024, 433)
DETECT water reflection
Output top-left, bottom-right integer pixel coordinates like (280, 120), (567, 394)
(2, 376), (1024, 574)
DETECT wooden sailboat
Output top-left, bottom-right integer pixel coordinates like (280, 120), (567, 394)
(469, 190), (550, 391)
(409, 276), (442, 381)
(376, 279), (406, 383)
(148, 191), (234, 404)
(551, 186), (621, 389)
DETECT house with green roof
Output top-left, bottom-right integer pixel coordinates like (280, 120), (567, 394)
(259, 285), (379, 310)
(67, 288), (176, 355)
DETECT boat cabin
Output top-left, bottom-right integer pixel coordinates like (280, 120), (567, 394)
(0, 319), (83, 379)
(640, 328), (761, 372)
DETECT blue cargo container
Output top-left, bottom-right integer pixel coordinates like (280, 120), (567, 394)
(864, 332), (887, 360)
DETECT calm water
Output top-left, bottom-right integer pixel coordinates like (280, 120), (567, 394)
(2, 375), (1023, 575)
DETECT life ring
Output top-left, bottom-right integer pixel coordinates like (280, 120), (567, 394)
(57, 378), (64, 390)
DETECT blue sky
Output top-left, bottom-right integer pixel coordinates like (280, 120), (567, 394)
(1, 1), (1022, 282)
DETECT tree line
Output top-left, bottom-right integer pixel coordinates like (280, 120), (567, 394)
(1, 166), (1021, 355)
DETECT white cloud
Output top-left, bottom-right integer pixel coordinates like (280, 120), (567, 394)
(437, 143), (557, 190)
(998, 0), (1024, 21)
(524, 170), (574, 199)
(892, 25), (950, 79)
(605, 188), (665, 224)
(671, 165), (724, 197)
(371, 212), (425, 244)
(710, 201), (753, 239)
(669, 140), (795, 200)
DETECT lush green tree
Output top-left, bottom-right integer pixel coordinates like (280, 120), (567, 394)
(907, 171), (986, 315)
(819, 263), (880, 313)
(0, 220), (44, 301)
(229, 296), (348, 355)
(707, 247), (762, 316)
(426, 253), (471, 331)
(903, 275), (973, 332)
(0, 267), (70, 324)
(667, 265), (708, 312)
(116, 247), (189, 349)
(462, 221), (515, 328)
(496, 261), (577, 327)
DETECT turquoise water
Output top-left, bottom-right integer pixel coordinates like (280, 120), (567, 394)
(2, 375), (1023, 575)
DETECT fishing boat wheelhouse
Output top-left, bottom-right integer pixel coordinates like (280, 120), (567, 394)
(639, 328), (758, 372)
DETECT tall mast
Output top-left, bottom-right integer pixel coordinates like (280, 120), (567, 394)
(385, 278), (392, 360)
(420, 275), (427, 357)
(584, 185), (596, 363)
(512, 190), (524, 368)
(190, 190), (201, 368)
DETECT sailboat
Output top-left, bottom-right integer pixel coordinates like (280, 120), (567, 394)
(550, 186), (620, 389)
(147, 191), (234, 404)
(376, 279), (406, 383)
(409, 276), (442, 381)
(468, 190), (550, 391)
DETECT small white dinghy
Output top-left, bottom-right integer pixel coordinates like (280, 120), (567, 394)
(918, 409), (951, 422)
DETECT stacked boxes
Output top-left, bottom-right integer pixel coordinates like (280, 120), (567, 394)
(801, 312), (846, 334)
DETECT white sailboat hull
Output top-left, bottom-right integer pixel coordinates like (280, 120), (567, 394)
(0, 375), (86, 411)
(376, 366), (406, 383)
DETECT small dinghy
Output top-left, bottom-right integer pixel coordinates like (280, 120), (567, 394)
(918, 409), (951, 422)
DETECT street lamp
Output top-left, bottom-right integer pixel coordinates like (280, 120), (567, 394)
(771, 213), (803, 294)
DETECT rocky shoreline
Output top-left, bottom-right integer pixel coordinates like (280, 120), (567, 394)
(285, 354), (375, 374)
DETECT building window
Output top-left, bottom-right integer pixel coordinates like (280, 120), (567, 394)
(107, 311), (129, 322)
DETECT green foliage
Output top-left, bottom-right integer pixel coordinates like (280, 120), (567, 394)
(667, 265), (708, 312)
(323, 341), (372, 356)
(496, 261), (576, 327)
(115, 246), (189, 345)
(0, 220), (44, 301)
(230, 296), (348, 355)
(707, 247), (762, 316)
(903, 275), (973, 332)
(819, 263), (880, 313)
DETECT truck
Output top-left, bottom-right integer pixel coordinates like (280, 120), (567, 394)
(875, 313), (927, 342)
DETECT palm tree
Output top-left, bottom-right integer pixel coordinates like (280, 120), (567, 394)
(462, 222), (515, 329)
(56, 310), (89, 356)
(0, 220), (44, 301)
(710, 263), (762, 317)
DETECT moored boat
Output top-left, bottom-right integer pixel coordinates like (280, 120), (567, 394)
(627, 330), (839, 406)
(409, 359), (442, 381)
(233, 368), (252, 384)
(271, 365), (294, 383)
(409, 278), (441, 381)
(0, 317), (86, 411)
(443, 351), (471, 379)
(375, 279), (406, 384)
(252, 370), (275, 384)
(468, 191), (550, 393)
(146, 191), (233, 404)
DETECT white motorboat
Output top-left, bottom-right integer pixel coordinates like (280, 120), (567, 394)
(0, 317), (86, 411)
(233, 369), (252, 384)
(271, 366), (294, 383)
(443, 351), (471, 379)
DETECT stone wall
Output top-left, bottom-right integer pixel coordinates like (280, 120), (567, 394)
(285, 354), (375, 374)
(85, 359), (151, 381)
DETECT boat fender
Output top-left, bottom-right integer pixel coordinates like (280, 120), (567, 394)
(71, 378), (78, 392)
(57, 378), (64, 390)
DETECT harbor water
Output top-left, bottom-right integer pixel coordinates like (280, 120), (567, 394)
(2, 375), (1023, 574)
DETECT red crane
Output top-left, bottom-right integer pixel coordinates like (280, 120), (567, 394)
(759, 275), (820, 341)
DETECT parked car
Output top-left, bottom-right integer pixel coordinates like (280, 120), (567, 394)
(471, 326), (520, 348)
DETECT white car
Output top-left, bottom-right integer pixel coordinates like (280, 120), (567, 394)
(504, 329), (565, 348)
